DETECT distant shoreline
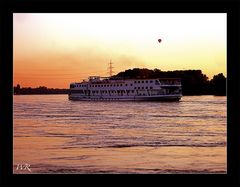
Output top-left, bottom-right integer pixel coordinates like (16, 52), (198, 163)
(13, 93), (226, 96)
(13, 68), (226, 96)
(14, 93), (68, 95)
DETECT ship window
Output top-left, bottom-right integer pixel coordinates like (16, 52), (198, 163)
(101, 85), (103, 87)
(142, 81), (144, 83)
(134, 87), (136, 89)
(138, 81), (140, 83)
(117, 84), (119, 87)
(120, 84), (122, 86)
(146, 87), (148, 89)
(134, 81), (136, 83)
(150, 80), (153, 83)
(146, 81), (148, 83)
(132, 90), (134, 93)
(142, 87), (144, 89)
(138, 87), (140, 89)
(150, 87), (153, 89)
(125, 84), (128, 86)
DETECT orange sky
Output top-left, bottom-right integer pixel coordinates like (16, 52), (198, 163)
(13, 13), (226, 88)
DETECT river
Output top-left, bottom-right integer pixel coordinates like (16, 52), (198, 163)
(13, 95), (226, 174)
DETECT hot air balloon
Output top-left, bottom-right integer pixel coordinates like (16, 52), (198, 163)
(158, 39), (162, 43)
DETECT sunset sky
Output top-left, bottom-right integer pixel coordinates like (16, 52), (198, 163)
(13, 13), (226, 88)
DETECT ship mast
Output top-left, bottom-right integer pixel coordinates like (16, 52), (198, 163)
(108, 60), (114, 77)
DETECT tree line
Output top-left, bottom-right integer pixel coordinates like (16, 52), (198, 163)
(114, 68), (226, 96)
(14, 85), (69, 95)
(14, 68), (226, 96)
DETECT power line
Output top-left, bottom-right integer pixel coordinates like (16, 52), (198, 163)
(14, 70), (107, 76)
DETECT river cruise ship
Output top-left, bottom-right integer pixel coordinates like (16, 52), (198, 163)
(69, 76), (182, 101)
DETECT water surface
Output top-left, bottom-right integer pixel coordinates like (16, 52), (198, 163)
(13, 95), (226, 174)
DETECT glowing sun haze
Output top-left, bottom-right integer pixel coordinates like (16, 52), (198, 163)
(13, 13), (226, 88)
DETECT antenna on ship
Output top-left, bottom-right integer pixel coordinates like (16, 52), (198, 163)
(108, 60), (114, 77)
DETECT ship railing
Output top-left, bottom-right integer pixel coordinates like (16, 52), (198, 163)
(160, 84), (181, 87)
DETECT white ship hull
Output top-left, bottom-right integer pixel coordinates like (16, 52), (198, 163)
(69, 94), (182, 101)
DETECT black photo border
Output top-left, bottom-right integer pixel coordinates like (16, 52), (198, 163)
(0, 0), (240, 186)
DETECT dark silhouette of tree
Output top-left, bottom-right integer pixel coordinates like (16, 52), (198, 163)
(210, 73), (226, 95)
(114, 68), (226, 96)
(14, 84), (21, 94)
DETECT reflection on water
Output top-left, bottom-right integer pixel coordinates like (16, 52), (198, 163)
(13, 95), (226, 174)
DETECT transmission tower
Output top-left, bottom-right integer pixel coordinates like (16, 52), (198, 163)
(108, 60), (114, 77)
